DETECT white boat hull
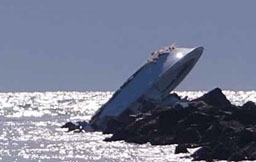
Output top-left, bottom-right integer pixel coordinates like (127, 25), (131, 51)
(90, 45), (204, 130)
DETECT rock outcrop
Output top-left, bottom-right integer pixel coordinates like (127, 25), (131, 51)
(61, 88), (256, 161)
(103, 88), (256, 161)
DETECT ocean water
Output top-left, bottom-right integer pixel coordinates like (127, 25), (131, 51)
(0, 91), (256, 162)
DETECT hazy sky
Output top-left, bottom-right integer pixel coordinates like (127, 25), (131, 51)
(0, 0), (255, 91)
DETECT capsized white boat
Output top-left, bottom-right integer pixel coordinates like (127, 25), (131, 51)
(90, 44), (204, 130)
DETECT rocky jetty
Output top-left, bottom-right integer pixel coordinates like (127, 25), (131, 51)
(61, 88), (256, 161)
(103, 88), (256, 161)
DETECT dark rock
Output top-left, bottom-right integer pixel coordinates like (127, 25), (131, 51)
(192, 146), (212, 161)
(193, 88), (231, 107)
(170, 93), (181, 100)
(228, 109), (256, 125)
(188, 101), (209, 110)
(175, 144), (189, 154)
(175, 127), (201, 144)
(99, 88), (256, 161)
(203, 123), (222, 142)
(61, 121), (93, 132)
(249, 150), (256, 160)
(228, 142), (256, 161)
(237, 128), (256, 146)
(218, 120), (245, 133)
(242, 101), (256, 110)
(104, 129), (134, 142)
(61, 122), (79, 132)
(61, 87), (256, 161)
(180, 111), (215, 126)
(150, 135), (175, 145)
(102, 117), (124, 134)
(76, 121), (94, 132)
(228, 152), (246, 161)
(210, 142), (236, 160)
(156, 107), (192, 134)
(104, 129), (149, 144)
(136, 119), (158, 135)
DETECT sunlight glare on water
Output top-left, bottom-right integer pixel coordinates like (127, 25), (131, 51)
(0, 91), (255, 161)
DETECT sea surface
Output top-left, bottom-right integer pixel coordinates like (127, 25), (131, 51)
(0, 91), (256, 162)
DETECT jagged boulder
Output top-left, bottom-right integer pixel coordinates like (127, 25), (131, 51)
(175, 144), (189, 154)
(193, 88), (231, 107)
(242, 101), (256, 110)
